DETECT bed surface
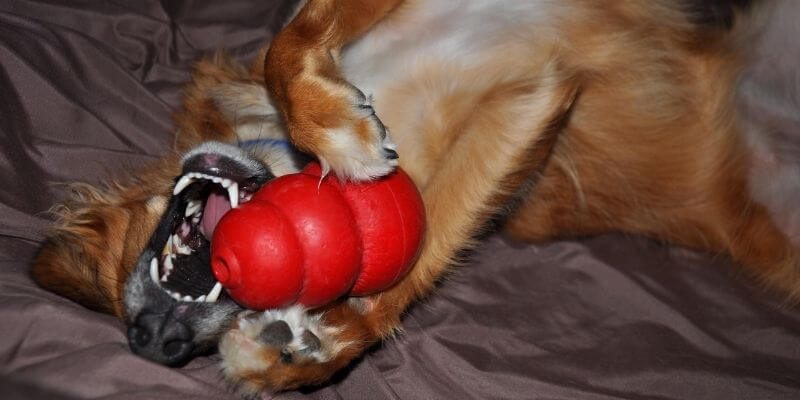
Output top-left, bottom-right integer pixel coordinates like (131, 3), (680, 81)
(2, 1), (800, 399)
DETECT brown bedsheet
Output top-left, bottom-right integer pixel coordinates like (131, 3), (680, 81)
(1, 1), (799, 399)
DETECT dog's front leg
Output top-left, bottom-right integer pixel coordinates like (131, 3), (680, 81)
(264, 0), (404, 180)
(219, 60), (581, 394)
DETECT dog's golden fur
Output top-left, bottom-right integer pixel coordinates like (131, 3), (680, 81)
(31, 0), (797, 394)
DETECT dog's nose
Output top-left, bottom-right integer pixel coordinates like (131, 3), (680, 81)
(384, 148), (399, 160)
(128, 312), (195, 366)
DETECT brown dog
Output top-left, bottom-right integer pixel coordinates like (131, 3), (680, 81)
(32, 0), (797, 396)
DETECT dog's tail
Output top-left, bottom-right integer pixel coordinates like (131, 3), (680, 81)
(729, 0), (800, 301)
(719, 190), (800, 302)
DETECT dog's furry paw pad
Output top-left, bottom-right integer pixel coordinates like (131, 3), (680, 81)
(218, 306), (354, 393)
(218, 306), (351, 394)
(317, 92), (400, 181)
(217, 299), (384, 394)
(222, 306), (335, 364)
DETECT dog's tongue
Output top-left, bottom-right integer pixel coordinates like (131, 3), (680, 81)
(202, 192), (231, 239)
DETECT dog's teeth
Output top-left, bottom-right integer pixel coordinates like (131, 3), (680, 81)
(206, 282), (223, 302)
(195, 295), (206, 302)
(173, 175), (195, 195)
(163, 255), (174, 278)
(182, 295), (193, 302)
(149, 257), (159, 284)
(171, 292), (182, 301)
(173, 234), (192, 255)
(227, 183), (239, 209)
(220, 178), (231, 188)
(162, 235), (174, 257)
(160, 256), (171, 281)
(185, 200), (201, 217)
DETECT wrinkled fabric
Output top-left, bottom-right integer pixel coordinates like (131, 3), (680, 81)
(1, 1), (799, 399)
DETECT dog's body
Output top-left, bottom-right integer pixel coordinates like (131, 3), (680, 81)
(31, 0), (800, 395)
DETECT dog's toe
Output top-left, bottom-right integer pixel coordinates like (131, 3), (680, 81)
(258, 320), (293, 347)
(299, 330), (322, 355)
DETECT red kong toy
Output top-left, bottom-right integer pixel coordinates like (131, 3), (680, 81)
(210, 163), (425, 310)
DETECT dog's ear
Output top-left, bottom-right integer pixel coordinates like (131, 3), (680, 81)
(33, 185), (135, 317)
(32, 168), (173, 318)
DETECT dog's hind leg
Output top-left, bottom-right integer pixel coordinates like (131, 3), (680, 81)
(508, 147), (800, 302)
(501, 50), (800, 302)
(218, 61), (581, 394)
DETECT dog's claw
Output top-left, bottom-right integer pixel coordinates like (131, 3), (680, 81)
(384, 148), (399, 160)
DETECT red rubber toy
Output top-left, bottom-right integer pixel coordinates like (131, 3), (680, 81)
(210, 163), (425, 310)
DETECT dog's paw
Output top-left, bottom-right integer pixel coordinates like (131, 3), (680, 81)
(283, 79), (399, 181)
(315, 90), (399, 181)
(218, 305), (364, 395)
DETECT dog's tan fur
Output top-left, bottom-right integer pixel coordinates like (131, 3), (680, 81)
(31, 0), (798, 394)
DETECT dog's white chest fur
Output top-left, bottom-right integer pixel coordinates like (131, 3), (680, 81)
(341, 0), (561, 99)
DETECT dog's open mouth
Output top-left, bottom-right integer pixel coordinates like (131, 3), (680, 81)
(148, 143), (272, 303)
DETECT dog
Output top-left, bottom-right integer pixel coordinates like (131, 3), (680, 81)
(30, 0), (799, 396)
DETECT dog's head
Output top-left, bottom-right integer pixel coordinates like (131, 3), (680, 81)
(34, 140), (306, 366)
(123, 142), (278, 365)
